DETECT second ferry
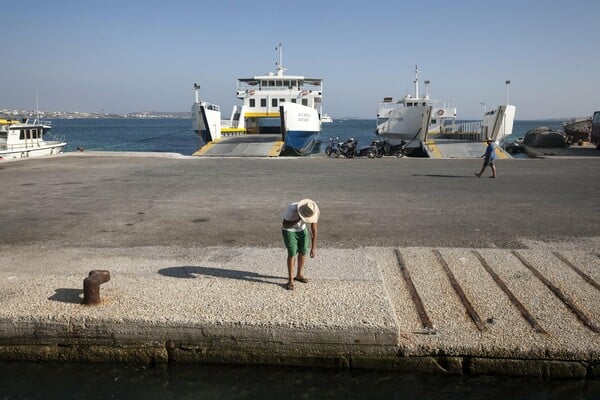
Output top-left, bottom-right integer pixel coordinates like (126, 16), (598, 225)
(192, 45), (322, 156)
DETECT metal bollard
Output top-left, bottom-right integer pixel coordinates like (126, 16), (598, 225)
(83, 270), (111, 305)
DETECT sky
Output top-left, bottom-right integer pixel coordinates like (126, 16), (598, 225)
(2, 0), (599, 119)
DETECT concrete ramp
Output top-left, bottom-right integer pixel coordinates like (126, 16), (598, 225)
(193, 134), (284, 157)
(426, 139), (511, 159)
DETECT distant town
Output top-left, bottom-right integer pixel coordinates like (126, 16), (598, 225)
(1, 109), (190, 119)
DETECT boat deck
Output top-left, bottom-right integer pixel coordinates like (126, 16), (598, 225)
(193, 134), (284, 157)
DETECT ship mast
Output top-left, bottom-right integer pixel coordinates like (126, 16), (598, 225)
(275, 43), (286, 76)
(414, 65), (419, 99)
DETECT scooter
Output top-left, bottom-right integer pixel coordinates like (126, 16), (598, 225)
(324, 137), (341, 157)
(338, 138), (358, 158)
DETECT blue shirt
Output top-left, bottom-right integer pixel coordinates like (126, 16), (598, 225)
(484, 142), (497, 160)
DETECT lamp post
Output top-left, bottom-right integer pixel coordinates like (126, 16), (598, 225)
(505, 80), (511, 105)
(481, 102), (487, 114)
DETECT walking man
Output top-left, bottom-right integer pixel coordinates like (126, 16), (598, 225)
(282, 199), (319, 290)
(475, 138), (497, 179)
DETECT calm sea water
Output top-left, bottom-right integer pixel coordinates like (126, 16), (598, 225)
(1, 361), (598, 399)
(46, 118), (566, 156)
(14, 117), (596, 399)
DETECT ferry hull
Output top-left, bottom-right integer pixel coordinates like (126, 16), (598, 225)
(376, 106), (432, 145)
(279, 103), (321, 155)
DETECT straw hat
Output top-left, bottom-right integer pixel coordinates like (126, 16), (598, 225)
(297, 199), (320, 223)
(485, 137), (494, 142)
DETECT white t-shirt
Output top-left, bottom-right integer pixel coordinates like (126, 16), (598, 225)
(282, 202), (306, 232)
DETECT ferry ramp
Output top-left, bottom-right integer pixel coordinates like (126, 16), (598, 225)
(425, 138), (511, 159)
(193, 134), (284, 157)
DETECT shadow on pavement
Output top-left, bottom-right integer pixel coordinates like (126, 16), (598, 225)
(48, 288), (83, 304)
(158, 266), (283, 286)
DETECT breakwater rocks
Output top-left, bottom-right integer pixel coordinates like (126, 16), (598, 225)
(0, 246), (597, 378)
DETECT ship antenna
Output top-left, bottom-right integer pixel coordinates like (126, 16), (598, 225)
(414, 65), (419, 99)
(35, 90), (40, 123)
(275, 43), (286, 76)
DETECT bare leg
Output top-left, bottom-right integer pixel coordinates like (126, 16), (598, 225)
(490, 165), (497, 178)
(296, 253), (306, 280)
(287, 255), (295, 286)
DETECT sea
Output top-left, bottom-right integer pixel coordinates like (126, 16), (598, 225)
(45, 118), (566, 156)
(3, 117), (598, 399)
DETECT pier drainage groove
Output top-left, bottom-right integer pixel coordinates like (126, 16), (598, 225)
(552, 251), (600, 291)
(433, 249), (486, 332)
(472, 250), (546, 334)
(394, 249), (434, 331)
(512, 251), (599, 333)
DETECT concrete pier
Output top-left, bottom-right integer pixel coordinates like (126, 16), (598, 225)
(0, 154), (598, 377)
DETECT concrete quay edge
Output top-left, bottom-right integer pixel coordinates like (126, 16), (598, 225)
(0, 244), (598, 378)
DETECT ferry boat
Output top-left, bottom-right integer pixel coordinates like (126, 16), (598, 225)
(376, 66), (456, 145)
(0, 117), (66, 159)
(320, 113), (333, 123)
(192, 45), (323, 155)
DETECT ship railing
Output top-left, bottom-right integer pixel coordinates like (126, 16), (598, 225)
(440, 121), (483, 140)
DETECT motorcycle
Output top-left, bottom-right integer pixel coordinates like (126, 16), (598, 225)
(324, 137), (342, 158)
(366, 139), (386, 158)
(367, 139), (408, 158)
(338, 138), (358, 158)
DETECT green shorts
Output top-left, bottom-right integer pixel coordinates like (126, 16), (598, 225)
(282, 228), (309, 257)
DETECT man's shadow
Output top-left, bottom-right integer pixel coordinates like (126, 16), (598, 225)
(158, 266), (283, 287)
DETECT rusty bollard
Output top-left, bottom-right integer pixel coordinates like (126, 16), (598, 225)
(83, 270), (111, 305)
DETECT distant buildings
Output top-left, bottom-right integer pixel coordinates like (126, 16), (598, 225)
(0, 109), (190, 119)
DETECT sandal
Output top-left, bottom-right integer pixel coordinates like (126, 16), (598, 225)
(286, 282), (295, 290)
(294, 277), (309, 284)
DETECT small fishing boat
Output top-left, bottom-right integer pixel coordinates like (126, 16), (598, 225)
(0, 117), (66, 159)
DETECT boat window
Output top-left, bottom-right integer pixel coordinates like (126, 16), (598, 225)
(431, 119), (437, 124)
(283, 80), (290, 87)
(260, 98), (267, 107)
(422, 102), (427, 106)
(261, 80), (266, 88)
(302, 99), (308, 106)
(593, 112), (600, 124)
(268, 80), (275, 87)
(249, 99), (255, 107)
(291, 80), (297, 87)
(276, 80), (282, 87)
(407, 103), (412, 107)
(279, 98), (285, 103)
(19, 130), (25, 140)
(291, 99), (296, 103)
(272, 98), (278, 107)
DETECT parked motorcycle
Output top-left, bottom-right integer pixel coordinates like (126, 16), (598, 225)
(324, 137), (341, 158)
(366, 139), (408, 158)
(338, 138), (358, 158)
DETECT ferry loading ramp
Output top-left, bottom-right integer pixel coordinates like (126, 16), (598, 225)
(193, 134), (284, 157)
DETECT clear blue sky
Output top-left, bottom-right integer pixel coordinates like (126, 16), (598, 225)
(2, 0), (598, 119)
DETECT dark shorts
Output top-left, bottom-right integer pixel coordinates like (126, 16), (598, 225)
(282, 228), (309, 257)
(483, 158), (495, 167)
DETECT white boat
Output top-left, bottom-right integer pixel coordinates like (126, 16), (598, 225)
(376, 66), (456, 145)
(192, 45), (323, 155)
(0, 117), (66, 159)
(320, 113), (333, 123)
(375, 66), (435, 146)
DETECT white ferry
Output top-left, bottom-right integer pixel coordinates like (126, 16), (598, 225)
(0, 117), (66, 159)
(192, 45), (322, 155)
(376, 66), (456, 145)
